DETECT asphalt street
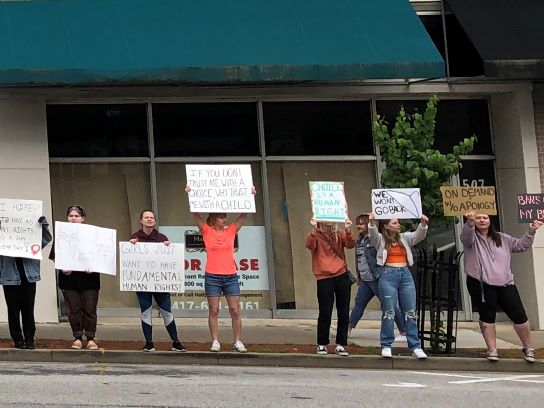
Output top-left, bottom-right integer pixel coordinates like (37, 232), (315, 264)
(0, 362), (542, 407)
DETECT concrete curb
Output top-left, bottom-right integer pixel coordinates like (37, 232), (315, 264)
(0, 349), (543, 373)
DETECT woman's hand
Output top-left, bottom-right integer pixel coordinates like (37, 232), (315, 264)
(85, 269), (92, 274)
(345, 218), (352, 230)
(184, 185), (191, 193)
(129, 238), (138, 244)
(251, 186), (257, 195)
(164, 240), (171, 246)
(310, 218), (318, 229)
(62, 270), (72, 276)
(420, 215), (429, 226)
(530, 220), (543, 231)
(464, 211), (476, 225)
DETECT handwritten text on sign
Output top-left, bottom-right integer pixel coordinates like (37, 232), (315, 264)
(371, 188), (422, 219)
(54, 222), (117, 275)
(517, 194), (544, 223)
(119, 242), (185, 293)
(440, 186), (496, 216)
(186, 164), (255, 213)
(0, 198), (43, 260)
(309, 181), (347, 222)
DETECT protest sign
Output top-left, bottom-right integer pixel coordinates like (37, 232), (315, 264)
(0, 198), (44, 260)
(517, 193), (544, 223)
(440, 186), (496, 216)
(309, 181), (347, 222)
(186, 164), (255, 213)
(54, 222), (117, 275)
(371, 188), (422, 219)
(119, 242), (185, 293)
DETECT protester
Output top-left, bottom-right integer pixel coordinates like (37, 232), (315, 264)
(461, 211), (542, 363)
(0, 216), (52, 349)
(368, 212), (428, 359)
(130, 210), (186, 352)
(348, 213), (407, 342)
(306, 217), (354, 356)
(184, 185), (256, 353)
(55, 205), (101, 350)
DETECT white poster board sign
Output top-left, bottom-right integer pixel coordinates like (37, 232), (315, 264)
(160, 226), (269, 291)
(54, 222), (117, 275)
(186, 164), (255, 213)
(119, 242), (185, 293)
(0, 198), (44, 260)
(371, 188), (422, 219)
(309, 181), (347, 222)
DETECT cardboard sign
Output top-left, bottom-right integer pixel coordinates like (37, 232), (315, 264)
(119, 242), (185, 293)
(186, 164), (255, 213)
(309, 181), (347, 222)
(0, 198), (44, 260)
(371, 188), (422, 219)
(440, 186), (497, 216)
(54, 222), (117, 275)
(517, 193), (544, 223)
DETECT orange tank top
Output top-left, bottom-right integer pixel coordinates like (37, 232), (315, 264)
(386, 243), (408, 264)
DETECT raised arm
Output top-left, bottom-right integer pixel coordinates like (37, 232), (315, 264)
(185, 184), (206, 230)
(460, 211), (476, 248)
(404, 215), (429, 246)
(510, 220), (542, 253)
(305, 218), (318, 250)
(342, 218), (355, 249)
(233, 186), (257, 231)
(367, 212), (382, 248)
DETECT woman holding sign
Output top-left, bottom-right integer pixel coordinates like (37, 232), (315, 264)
(306, 218), (354, 356)
(462, 211), (543, 363)
(57, 205), (101, 350)
(184, 185), (256, 353)
(368, 212), (428, 359)
(130, 210), (186, 352)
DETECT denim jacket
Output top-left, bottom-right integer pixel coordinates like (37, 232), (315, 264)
(0, 217), (53, 285)
(356, 234), (379, 280)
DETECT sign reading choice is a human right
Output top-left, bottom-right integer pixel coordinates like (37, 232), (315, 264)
(186, 164), (255, 213)
(309, 181), (347, 222)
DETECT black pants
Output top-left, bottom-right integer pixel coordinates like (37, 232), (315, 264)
(3, 281), (37, 343)
(316, 272), (351, 346)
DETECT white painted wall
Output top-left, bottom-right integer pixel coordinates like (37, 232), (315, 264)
(0, 98), (58, 323)
(491, 89), (544, 330)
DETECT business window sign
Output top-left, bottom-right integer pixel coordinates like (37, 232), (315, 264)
(517, 193), (544, 223)
(119, 242), (185, 293)
(185, 164), (256, 213)
(0, 198), (43, 260)
(309, 181), (347, 222)
(371, 188), (422, 219)
(159, 226), (269, 291)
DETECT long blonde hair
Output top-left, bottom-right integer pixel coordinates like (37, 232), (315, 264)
(317, 222), (339, 244)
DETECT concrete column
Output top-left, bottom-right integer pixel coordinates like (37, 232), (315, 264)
(491, 88), (544, 329)
(0, 98), (58, 323)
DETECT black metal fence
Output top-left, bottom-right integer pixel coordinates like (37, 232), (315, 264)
(415, 246), (463, 354)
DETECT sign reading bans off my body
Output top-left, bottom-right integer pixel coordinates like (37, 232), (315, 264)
(440, 186), (496, 216)
(517, 193), (544, 223)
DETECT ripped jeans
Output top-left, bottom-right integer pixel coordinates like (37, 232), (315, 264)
(377, 266), (420, 350)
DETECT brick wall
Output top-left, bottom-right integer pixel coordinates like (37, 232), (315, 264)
(536, 103), (544, 192)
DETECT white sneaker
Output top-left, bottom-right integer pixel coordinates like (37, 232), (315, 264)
(233, 340), (247, 353)
(210, 340), (221, 352)
(412, 348), (427, 359)
(316, 345), (328, 355)
(394, 335), (407, 342)
(381, 347), (392, 358)
(335, 345), (349, 356)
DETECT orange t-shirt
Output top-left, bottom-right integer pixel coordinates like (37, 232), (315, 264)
(386, 243), (408, 264)
(201, 223), (237, 274)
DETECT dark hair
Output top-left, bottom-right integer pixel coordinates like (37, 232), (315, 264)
(476, 215), (502, 247)
(355, 214), (370, 224)
(66, 205), (86, 217)
(139, 209), (155, 220)
(206, 213), (227, 227)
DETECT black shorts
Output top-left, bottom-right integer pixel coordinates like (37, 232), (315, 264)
(466, 275), (528, 324)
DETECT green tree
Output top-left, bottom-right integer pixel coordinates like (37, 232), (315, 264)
(373, 95), (476, 228)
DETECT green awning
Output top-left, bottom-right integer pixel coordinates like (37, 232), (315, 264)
(0, 0), (444, 85)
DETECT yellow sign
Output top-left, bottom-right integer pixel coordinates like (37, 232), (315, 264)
(440, 186), (497, 216)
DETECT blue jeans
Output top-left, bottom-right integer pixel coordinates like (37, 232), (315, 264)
(204, 273), (241, 297)
(377, 266), (420, 350)
(348, 280), (405, 333)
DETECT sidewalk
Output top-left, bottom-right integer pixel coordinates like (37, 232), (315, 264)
(1, 319), (543, 372)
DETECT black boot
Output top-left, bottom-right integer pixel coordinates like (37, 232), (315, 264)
(25, 339), (35, 350)
(14, 340), (27, 349)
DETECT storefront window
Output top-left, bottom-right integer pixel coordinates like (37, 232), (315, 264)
(263, 101), (373, 156)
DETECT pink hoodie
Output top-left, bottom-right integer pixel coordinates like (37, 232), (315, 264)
(460, 222), (535, 286)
